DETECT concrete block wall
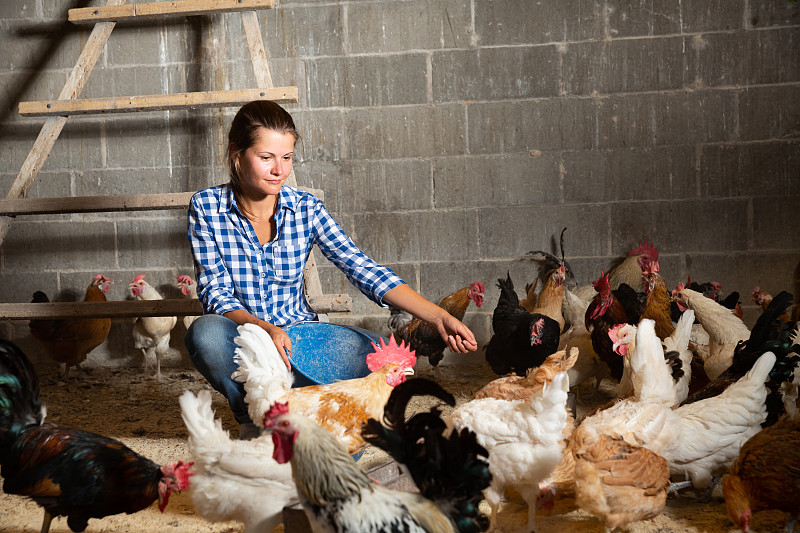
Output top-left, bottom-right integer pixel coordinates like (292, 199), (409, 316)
(1, 0), (798, 369)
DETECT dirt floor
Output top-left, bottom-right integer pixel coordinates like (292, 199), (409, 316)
(0, 356), (790, 533)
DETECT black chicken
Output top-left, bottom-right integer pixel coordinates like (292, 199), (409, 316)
(0, 339), (193, 533)
(484, 273), (560, 376)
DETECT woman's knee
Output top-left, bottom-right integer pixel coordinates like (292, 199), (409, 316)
(185, 314), (239, 363)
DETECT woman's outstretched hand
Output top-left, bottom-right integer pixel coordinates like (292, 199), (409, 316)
(436, 313), (478, 354)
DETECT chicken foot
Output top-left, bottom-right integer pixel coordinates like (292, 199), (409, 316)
(785, 514), (798, 533)
(40, 509), (52, 533)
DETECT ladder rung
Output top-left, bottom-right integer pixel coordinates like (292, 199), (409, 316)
(1, 299), (204, 320)
(19, 87), (298, 117)
(0, 193), (194, 216)
(0, 187), (323, 217)
(69, 0), (276, 25)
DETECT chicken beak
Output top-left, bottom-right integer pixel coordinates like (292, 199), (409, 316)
(402, 368), (415, 377)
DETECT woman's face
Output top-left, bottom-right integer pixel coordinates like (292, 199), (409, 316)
(234, 127), (295, 198)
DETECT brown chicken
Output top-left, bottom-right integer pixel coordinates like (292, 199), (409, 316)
(752, 285), (800, 324)
(533, 263), (567, 332)
(572, 424), (670, 530)
(519, 278), (539, 313)
(722, 414), (800, 533)
(28, 275), (113, 378)
(388, 281), (485, 367)
(639, 260), (675, 340)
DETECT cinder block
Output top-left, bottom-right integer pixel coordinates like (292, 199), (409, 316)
(433, 153), (561, 208)
(105, 24), (165, 66)
(3, 220), (118, 272)
(306, 54), (428, 108)
(753, 197), (800, 249)
(478, 204), (610, 259)
(117, 217), (192, 270)
(563, 146), (696, 203)
(74, 167), (193, 198)
(344, 105), (466, 160)
(291, 109), (346, 163)
(607, 1), (681, 37)
(263, 4), (345, 58)
(468, 99), (596, 154)
(749, 0), (800, 28)
(0, 271), (58, 304)
(39, 118), (105, 171)
(347, 0), (472, 54)
(103, 113), (175, 169)
(350, 210), (478, 264)
(738, 85), (800, 141)
(699, 142), (800, 197)
(0, 25), (83, 71)
(0, 1), (36, 21)
(563, 38), (688, 95)
(432, 46), (560, 102)
(609, 199), (750, 253)
(475, 0), (604, 46)
(323, 159), (433, 213)
(681, 0), (744, 32)
(596, 92), (736, 149)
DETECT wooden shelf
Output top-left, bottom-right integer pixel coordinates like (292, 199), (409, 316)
(0, 193), (194, 216)
(0, 299), (203, 320)
(19, 87), (298, 117)
(69, 0), (276, 24)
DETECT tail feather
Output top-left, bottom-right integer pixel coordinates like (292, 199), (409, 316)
(362, 378), (491, 533)
(530, 372), (570, 419)
(496, 272), (520, 308)
(0, 339), (44, 455)
(231, 324), (293, 426)
(179, 390), (233, 464)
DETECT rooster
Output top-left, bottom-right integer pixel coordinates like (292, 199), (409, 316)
(484, 272), (562, 376)
(176, 275), (200, 329)
(129, 274), (177, 380)
(447, 372), (571, 532)
(722, 413), (800, 533)
(389, 281), (485, 368)
(0, 338), (193, 533)
(232, 324), (416, 455)
(28, 274), (113, 378)
(179, 389), (296, 533)
(265, 391), (492, 533)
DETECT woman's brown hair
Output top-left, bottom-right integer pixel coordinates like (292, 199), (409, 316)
(227, 100), (300, 194)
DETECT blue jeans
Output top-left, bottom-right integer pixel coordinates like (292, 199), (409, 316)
(185, 314), (252, 423)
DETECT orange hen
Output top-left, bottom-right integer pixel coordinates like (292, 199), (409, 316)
(28, 274), (113, 378)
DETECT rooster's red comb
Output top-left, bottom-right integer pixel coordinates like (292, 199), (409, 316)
(161, 461), (195, 490)
(628, 240), (658, 261)
(263, 402), (289, 428)
(592, 271), (610, 294)
(470, 281), (485, 293)
(639, 259), (659, 275)
(133, 274), (147, 283)
(177, 275), (194, 285)
(93, 274), (111, 282)
(608, 323), (627, 343)
(366, 334), (416, 372)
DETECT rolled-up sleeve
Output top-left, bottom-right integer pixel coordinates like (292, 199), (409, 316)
(188, 194), (248, 316)
(310, 200), (405, 306)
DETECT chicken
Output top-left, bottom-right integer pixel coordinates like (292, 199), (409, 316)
(752, 285), (800, 324)
(28, 274), (113, 378)
(484, 272), (562, 376)
(472, 346), (578, 402)
(448, 372), (571, 532)
(232, 324), (416, 455)
(572, 425), (670, 530)
(389, 281), (485, 368)
(0, 338), (193, 533)
(129, 274), (177, 380)
(519, 278), (539, 313)
(585, 271), (644, 382)
(361, 378), (492, 532)
(722, 414), (800, 533)
(682, 291), (800, 427)
(672, 284), (751, 380)
(176, 275), (200, 330)
(264, 393), (491, 533)
(639, 260), (674, 340)
(179, 389), (296, 533)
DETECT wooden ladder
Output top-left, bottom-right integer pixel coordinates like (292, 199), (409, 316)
(0, 0), (352, 320)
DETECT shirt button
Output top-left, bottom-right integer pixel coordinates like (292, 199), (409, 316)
(261, 273), (266, 278)
(262, 293), (267, 298)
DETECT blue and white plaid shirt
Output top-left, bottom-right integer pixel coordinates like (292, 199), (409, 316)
(188, 184), (404, 326)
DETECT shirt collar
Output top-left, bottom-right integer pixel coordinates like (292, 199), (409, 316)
(218, 183), (299, 215)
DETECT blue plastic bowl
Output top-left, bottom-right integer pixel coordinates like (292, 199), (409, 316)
(284, 322), (385, 387)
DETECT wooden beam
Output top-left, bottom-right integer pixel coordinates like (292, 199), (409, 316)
(70, 0), (276, 24)
(0, 300), (203, 320)
(306, 294), (353, 314)
(19, 87), (298, 117)
(241, 10), (273, 88)
(0, 0), (126, 246)
(0, 188), (322, 217)
(0, 193), (195, 216)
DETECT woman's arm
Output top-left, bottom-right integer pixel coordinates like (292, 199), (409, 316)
(382, 284), (478, 354)
(223, 310), (294, 369)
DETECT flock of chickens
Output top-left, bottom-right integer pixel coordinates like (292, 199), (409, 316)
(28, 273), (199, 380)
(2, 237), (800, 533)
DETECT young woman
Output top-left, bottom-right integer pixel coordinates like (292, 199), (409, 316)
(186, 100), (477, 438)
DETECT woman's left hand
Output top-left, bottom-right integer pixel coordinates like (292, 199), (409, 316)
(436, 313), (478, 354)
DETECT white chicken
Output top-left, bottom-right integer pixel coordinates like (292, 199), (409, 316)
(672, 285), (751, 380)
(129, 274), (177, 380)
(179, 389), (296, 533)
(176, 275), (200, 330)
(447, 372), (570, 532)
